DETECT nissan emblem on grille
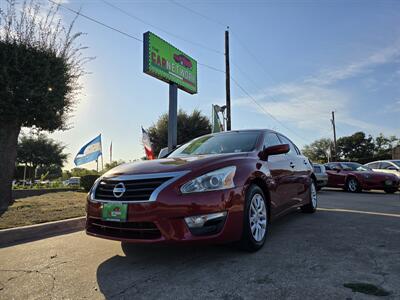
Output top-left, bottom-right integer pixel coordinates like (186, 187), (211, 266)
(113, 182), (126, 198)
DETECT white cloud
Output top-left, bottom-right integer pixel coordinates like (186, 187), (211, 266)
(304, 43), (400, 86)
(234, 43), (400, 140)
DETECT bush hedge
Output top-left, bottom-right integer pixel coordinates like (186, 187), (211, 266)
(81, 175), (100, 192)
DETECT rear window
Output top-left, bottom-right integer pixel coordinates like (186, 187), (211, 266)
(313, 166), (322, 173)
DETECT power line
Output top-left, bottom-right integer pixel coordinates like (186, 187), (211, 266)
(52, 0), (309, 142)
(52, 0), (225, 76)
(169, 0), (227, 29)
(48, 0), (143, 42)
(198, 62), (225, 74)
(101, 0), (224, 55)
(230, 76), (310, 143)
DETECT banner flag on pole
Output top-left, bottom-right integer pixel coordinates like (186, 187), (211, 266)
(141, 127), (155, 160)
(212, 105), (222, 133)
(74, 134), (102, 166)
(110, 141), (113, 164)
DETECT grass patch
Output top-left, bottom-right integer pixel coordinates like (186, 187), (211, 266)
(0, 192), (87, 230)
(344, 282), (390, 296)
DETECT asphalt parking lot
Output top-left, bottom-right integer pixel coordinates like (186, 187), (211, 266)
(0, 189), (399, 300)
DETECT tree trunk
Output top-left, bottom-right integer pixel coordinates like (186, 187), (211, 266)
(0, 122), (21, 213)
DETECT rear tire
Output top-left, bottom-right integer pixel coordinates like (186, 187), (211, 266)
(239, 185), (268, 252)
(301, 180), (317, 213)
(346, 177), (361, 193)
(384, 188), (397, 194)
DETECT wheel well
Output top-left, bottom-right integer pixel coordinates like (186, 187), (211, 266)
(310, 173), (317, 184)
(346, 175), (358, 183)
(248, 177), (271, 221)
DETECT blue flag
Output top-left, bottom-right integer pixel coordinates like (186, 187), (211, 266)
(74, 134), (102, 166)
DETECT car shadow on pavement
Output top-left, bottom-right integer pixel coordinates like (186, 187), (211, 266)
(96, 243), (243, 299)
(95, 210), (305, 299)
(321, 188), (399, 195)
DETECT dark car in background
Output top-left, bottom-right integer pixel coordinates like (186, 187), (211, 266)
(313, 163), (328, 191)
(324, 162), (399, 193)
(86, 130), (317, 251)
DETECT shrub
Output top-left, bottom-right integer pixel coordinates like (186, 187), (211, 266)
(81, 175), (100, 192)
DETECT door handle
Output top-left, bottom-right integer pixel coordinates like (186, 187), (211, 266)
(290, 162), (295, 168)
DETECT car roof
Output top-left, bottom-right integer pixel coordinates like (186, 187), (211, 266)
(211, 129), (287, 136)
(365, 160), (395, 164)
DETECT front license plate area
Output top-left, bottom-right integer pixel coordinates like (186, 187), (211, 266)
(385, 180), (393, 186)
(102, 202), (128, 222)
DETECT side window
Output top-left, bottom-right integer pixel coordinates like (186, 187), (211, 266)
(367, 162), (379, 169)
(326, 163), (341, 170)
(278, 135), (297, 156)
(380, 162), (392, 169)
(263, 132), (281, 149)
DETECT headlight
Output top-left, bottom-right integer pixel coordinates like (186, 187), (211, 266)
(180, 166), (236, 194)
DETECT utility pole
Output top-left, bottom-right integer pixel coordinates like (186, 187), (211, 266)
(331, 111), (337, 160)
(225, 27), (231, 131)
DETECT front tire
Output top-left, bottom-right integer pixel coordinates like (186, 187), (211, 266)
(384, 188), (397, 194)
(301, 180), (317, 213)
(239, 185), (268, 252)
(346, 177), (361, 193)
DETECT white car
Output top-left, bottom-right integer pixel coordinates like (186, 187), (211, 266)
(364, 160), (400, 179)
(64, 177), (81, 186)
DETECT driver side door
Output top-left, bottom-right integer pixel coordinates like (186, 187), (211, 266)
(326, 163), (346, 187)
(262, 132), (296, 216)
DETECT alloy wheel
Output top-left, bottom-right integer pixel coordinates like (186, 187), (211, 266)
(348, 178), (357, 192)
(311, 181), (317, 208)
(249, 193), (267, 242)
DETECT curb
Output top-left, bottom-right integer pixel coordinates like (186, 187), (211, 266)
(0, 216), (86, 248)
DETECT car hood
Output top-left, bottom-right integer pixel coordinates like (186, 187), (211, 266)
(103, 153), (250, 177)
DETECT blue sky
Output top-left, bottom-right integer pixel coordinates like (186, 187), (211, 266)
(31, 0), (400, 169)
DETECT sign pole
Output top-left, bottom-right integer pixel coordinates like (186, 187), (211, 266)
(168, 83), (178, 152)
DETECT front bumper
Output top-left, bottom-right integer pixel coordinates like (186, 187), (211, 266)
(86, 186), (245, 244)
(360, 178), (400, 191)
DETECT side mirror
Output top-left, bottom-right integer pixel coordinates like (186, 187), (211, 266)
(332, 166), (341, 172)
(158, 147), (169, 159)
(259, 144), (290, 161)
(387, 166), (397, 171)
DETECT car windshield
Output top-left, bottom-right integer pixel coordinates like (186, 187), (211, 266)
(341, 162), (371, 171)
(168, 132), (260, 157)
(392, 160), (400, 168)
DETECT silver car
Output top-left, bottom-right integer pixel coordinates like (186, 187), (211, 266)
(364, 160), (400, 179)
(313, 163), (328, 191)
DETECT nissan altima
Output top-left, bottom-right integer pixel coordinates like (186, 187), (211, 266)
(86, 130), (317, 251)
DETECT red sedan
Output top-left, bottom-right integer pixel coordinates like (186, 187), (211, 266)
(86, 130), (317, 251)
(324, 162), (399, 193)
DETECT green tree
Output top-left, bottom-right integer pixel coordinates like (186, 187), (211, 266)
(373, 133), (399, 160)
(0, 1), (88, 210)
(147, 109), (211, 156)
(17, 133), (68, 180)
(337, 132), (375, 163)
(69, 168), (98, 178)
(302, 138), (332, 163)
(102, 160), (126, 173)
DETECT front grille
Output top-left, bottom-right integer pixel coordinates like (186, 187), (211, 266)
(87, 218), (162, 240)
(94, 177), (173, 201)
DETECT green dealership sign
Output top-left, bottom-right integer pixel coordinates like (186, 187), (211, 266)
(143, 31), (197, 94)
